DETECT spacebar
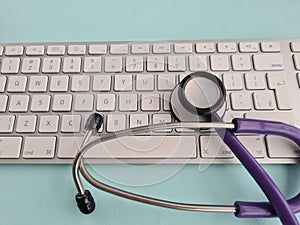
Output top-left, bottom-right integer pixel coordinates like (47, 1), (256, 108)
(85, 135), (197, 159)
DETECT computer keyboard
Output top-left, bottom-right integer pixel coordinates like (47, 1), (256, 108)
(0, 39), (300, 164)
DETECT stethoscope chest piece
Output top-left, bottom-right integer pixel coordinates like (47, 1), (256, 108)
(170, 72), (226, 122)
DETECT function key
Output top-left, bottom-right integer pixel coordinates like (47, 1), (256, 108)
(291, 42), (300, 52)
(68, 45), (86, 55)
(89, 44), (107, 55)
(260, 42), (280, 52)
(195, 43), (214, 53)
(110, 44), (128, 54)
(131, 43), (150, 54)
(47, 45), (65, 55)
(5, 46), (24, 56)
(26, 45), (45, 56)
(239, 42), (259, 52)
(293, 54), (300, 70)
(217, 43), (237, 53)
(0, 46), (3, 55)
(174, 43), (193, 53)
(152, 43), (171, 54)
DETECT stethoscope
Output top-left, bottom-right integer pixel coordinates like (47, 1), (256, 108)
(72, 71), (300, 225)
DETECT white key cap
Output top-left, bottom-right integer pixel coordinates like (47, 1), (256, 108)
(104, 57), (123, 73)
(61, 115), (81, 133)
(223, 111), (244, 123)
(131, 44), (150, 54)
(23, 136), (56, 158)
(253, 54), (284, 71)
(28, 76), (48, 92)
(42, 57), (61, 73)
(157, 74), (176, 91)
(89, 44), (107, 55)
(293, 54), (300, 70)
(223, 73), (243, 90)
(126, 56), (144, 72)
(244, 73), (266, 90)
(52, 94), (72, 112)
(114, 74), (133, 91)
(168, 56), (186, 72)
(110, 44), (128, 54)
(7, 75), (27, 92)
(68, 45), (86, 55)
(71, 75), (90, 92)
(130, 114), (148, 128)
(174, 43), (193, 53)
(106, 114), (126, 132)
(30, 94), (51, 112)
(152, 43), (171, 54)
(230, 92), (252, 110)
(189, 55), (208, 71)
(245, 112), (293, 124)
(0, 76), (6, 92)
(231, 55), (251, 71)
(0, 95), (8, 112)
(39, 115), (59, 133)
(291, 42), (300, 52)
(239, 42), (259, 52)
(196, 43), (215, 53)
(217, 43), (237, 53)
(152, 114), (172, 132)
(200, 135), (234, 158)
(5, 46), (24, 56)
(266, 136), (300, 158)
(93, 75), (111, 91)
(119, 94), (138, 111)
(237, 135), (266, 158)
(47, 45), (65, 55)
(57, 136), (82, 158)
(1, 58), (20, 74)
(9, 95), (29, 112)
(298, 73), (300, 87)
(84, 57), (102, 73)
(261, 42), (280, 52)
(267, 72), (291, 110)
(50, 75), (69, 92)
(21, 58), (41, 74)
(26, 45), (45, 56)
(163, 93), (171, 111)
(136, 74), (154, 91)
(141, 94), (160, 111)
(0, 137), (22, 158)
(0, 115), (15, 133)
(63, 57), (81, 73)
(16, 115), (37, 133)
(97, 94), (116, 111)
(147, 56), (165, 72)
(0, 46), (3, 55)
(253, 91), (276, 110)
(74, 94), (94, 112)
(210, 55), (230, 71)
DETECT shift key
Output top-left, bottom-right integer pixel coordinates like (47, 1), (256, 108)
(0, 116), (15, 133)
(253, 54), (284, 71)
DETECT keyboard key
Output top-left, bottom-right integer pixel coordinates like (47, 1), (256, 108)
(253, 91), (276, 110)
(217, 43), (237, 53)
(244, 73), (266, 90)
(293, 54), (300, 70)
(174, 43), (193, 53)
(230, 92), (252, 110)
(50, 75), (69, 92)
(21, 58), (41, 74)
(83, 57), (102, 73)
(114, 74), (133, 91)
(152, 114), (172, 132)
(106, 114), (126, 132)
(0, 95), (8, 112)
(168, 56), (186, 72)
(239, 42), (259, 53)
(68, 45), (86, 55)
(291, 42), (300, 52)
(130, 114), (148, 128)
(0, 76), (6, 92)
(16, 115), (37, 133)
(210, 55), (229, 71)
(9, 95), (29, 112)
(26, 45), (45, 56)
(104, 56), (123, 73)
(157, 74), (176, 91)
(23, 136), (56, 158)
(200, 135), (234, 158)
(0, 46), (3, 55)
(141, 93), (160, 111)
(97, 94), (116, 111)
(93, 75), (111, 91)
(222, 73), (243, 90)
(5, 46), (23, 56)
(39, 115), (59, 133)
(89, 44), (107, 55)
(1, 58), (20, 74)
(136, 74), (154, 91)
(0, 115), (15, 133)
(42, 57), (61, 73)
(126, 56), (144, 72)
(28, 76), (48, 92)
(47, 45), (65, 55)
(189, 55), (207, 71)
(61, 115), (81, 133)
(131, 44), (150, 54)
(110, 44), (128, 54)
(63, 57), (81, 73)
(57, 136), (82, 159)
(261, 42), (280, 52)
(74, 94), (94, 112)
(253, 54), (284, 71)
(119, 94), (137, 111)
(237, 135), (266, 158)
(196, 43), (215, 53)
(30, 94), (51, 112)
(0, 137), (22, 158)
(52, 94), (72, 112)
(152, 43), (171, 54)
(7, 76), (27, 92)
(147, 56), (165, 72)
(71, 75), (90, 92)
(231, 55), (251, 71)
(266, 136), (300, 158)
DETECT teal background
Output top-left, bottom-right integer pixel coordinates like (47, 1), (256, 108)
(1, 0), (300, 224)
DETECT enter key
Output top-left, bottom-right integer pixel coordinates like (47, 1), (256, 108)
(267, 72), (291, 110)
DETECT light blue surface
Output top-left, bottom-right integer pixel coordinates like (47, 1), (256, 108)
(1, 0), (300, 224)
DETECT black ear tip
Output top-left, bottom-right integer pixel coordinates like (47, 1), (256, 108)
(75, 190), (96, 214)
(85, 113), (104, 133)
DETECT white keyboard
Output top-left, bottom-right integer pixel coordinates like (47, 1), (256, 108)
(0, 39), (300, 164)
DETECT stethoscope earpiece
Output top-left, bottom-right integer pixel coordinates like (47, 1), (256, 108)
(75, 190), (95, 214)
